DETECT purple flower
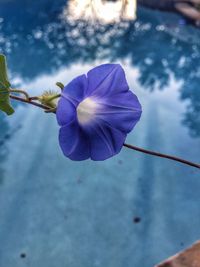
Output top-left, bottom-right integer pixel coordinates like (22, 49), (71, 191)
(56, 64), (142, 161)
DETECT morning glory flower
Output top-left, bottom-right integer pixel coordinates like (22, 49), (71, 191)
(56, 64), (142, 161)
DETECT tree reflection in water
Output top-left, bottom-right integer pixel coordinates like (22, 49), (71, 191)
(0, 1), (200, 137)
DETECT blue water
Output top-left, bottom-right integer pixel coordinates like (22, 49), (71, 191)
(0, 1), (200, 267)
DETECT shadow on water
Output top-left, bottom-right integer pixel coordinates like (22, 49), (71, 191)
(0, 2), (200, 137)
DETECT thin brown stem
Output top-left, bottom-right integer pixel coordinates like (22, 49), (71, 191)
(9, 94), (200, 170)
(29, 96), (39, 101)
(10, 95), (55, 112)
(123, 143), (200, 169)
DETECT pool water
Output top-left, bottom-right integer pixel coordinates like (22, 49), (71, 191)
(0, 1), (200, 267)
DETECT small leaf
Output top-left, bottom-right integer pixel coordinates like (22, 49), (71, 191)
(0, 54), (14, 115)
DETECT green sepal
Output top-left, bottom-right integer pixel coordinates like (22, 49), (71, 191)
(38, 90), (59, 108)
(0, 54), (15, 115)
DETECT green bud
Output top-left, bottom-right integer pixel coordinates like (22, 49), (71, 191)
(56, 82), (64, 90)
(38, 90), (60, 108)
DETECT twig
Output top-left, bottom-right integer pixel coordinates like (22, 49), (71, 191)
(124, 143), (200, 169)
(10, 95), (54, 112)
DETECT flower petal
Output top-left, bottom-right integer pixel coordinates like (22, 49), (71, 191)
(87, 123), (126, 161)
(56, 75), (88, 127)
(56, 97), (76, 126)
(59, 121), (90, 161)
(86, 64), (129, 97)
(56, 64), (142, 161)
(96, 90), (142, 133)
(62, 74), (87, 104)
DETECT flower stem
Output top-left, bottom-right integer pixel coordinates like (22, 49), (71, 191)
(10, 95), (54, 111)
(29, 96), (39, 101)
(9, 94), (200, 169)
(9, 89), (30, 100)
(47, 93), (61, 102)
(123, 143), (200, 169)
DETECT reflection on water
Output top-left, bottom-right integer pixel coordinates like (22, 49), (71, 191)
(0, 113), (23, 186)
(66, 0), (136, 23)
(181, 86), (200, 137)
(0, 2), (200, 267)
(0, 2), (199, 137)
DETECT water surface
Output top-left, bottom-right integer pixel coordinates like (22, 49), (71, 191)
(0, 2), (200, 267)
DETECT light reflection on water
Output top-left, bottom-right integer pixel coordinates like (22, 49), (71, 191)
(0, 2), (200, 267)
(65, 0), (136, 23)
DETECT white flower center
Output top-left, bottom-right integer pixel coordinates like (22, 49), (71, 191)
(77, 97), (98, 125)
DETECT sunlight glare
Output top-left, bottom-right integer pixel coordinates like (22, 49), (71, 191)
(66, 0), (137, 23)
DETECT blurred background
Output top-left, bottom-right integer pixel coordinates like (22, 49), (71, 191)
(0, 1), (200, 266)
